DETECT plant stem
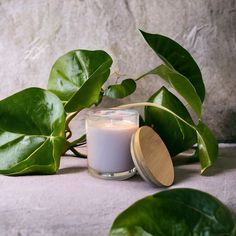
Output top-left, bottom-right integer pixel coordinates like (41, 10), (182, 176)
(66, 128), (72, 139)
(67, 134), (86, 149)
(63, 134), (87, 158)
(135, 66), (161, 81)
(69, 147), (87, 158)
(114, 102), (203, 167)
(135, 71), (152, 81)
(114, 102), (196, 131)
(65, 111), (79, 139)
(66, 111), (79, 127)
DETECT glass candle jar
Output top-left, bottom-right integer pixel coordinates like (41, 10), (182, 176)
(86, 109), (139, 180)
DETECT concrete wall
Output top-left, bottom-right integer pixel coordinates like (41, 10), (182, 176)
(0, 0), (235, 142)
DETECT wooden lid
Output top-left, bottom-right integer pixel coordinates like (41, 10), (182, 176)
(130, 126), (174, 187)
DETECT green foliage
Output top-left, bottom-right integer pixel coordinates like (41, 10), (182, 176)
(110, 188), (236, 236)
(119, 101), (218, 173)
(48, 50), (112, 112)
(145, 87), (197, 156)
(104, 79), (136, 99)
(140, 30), (205, 102)
(0, 30), (218, 175)
(136, 30), (218, 171)
(0, 29), (227, 236)
(196, 121), (219, 173)
(0, 88), (66, 175)
(138, 64), (202, 118)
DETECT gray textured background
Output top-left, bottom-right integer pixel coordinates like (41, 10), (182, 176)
(0, 0), (235, 142)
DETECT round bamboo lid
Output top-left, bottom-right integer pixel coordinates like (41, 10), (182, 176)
(130, 126), (174, 187)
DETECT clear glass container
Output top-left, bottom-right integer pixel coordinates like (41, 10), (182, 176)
(86, 109), (139, 180)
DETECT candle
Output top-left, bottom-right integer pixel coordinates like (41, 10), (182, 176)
(86, 109), (139, 180)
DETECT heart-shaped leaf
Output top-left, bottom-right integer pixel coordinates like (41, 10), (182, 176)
(118, 101), (218, 173)
(140, 30), (205, 102)
(141, 64), (202, 118)
(104, 79), (136, 99)
(48, 50), (112, 112)
(110, 188), (235, 236)
(0, 88), (66, 175)
(145, 87), (197, 156)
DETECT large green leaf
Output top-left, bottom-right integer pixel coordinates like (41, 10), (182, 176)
(196, 121), (219, 174)
(104, 79), (136, 99)
(140, 30), (205, 102)
(145, 87), (197, 156)
(48, 50), (112, 112)
(110, 188), (236, 236)
(138, 64), (202, 118)
(117, 102), (218, 173)
(0, 88), (66, 175)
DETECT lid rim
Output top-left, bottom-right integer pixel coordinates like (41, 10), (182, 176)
(130, 126), (174, 187)
(131, 134), (160, 186)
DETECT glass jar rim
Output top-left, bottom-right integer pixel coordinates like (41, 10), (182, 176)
(86, 108), (139, 119)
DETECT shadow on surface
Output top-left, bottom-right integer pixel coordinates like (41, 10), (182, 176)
(204, 154), (236, 176)
(174, 167), (199, 184)
(173, 146), (236, 180)
(128, 174), (145, 183)
(57, 166), (87, 175)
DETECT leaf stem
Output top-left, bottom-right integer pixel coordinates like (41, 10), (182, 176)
(114, 102), (217, 174)
(66, 111), (79, 127)
(67, 134), (86, 149)
(65, 111), (79, 139)
(114, 102), (196, 131)
(135, 66), (161, 81)
(135, 71), (152, 81)
(113, 102), (205, 167)
(69, 147), (87, 158)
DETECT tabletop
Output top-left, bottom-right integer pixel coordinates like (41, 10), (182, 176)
(0, 144), (236, 236)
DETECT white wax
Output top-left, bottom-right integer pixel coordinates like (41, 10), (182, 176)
(87, 122), (138, 173)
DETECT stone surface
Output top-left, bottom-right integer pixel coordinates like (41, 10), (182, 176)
(0, 145), (235, 236)
(0, 0), (235, 141)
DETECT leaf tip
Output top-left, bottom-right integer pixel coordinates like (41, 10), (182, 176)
(200, 167), (208, 175)
(138, 29), (147, 36)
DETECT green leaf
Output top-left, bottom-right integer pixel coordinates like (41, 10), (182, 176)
(104, 79), (136, 99)
(196, 121), (219, 174)
(67, 134), (87, 149)
(139, 115), (146, 127)
(48, 50), (112, 112)
(141, 64), (202, 118)
(110, 188), (235, 236)
(0, 88), (66, 175)
(118, 102), (218, 173)
(140, 30), (205, 102)
(145, 87), (197, 156)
